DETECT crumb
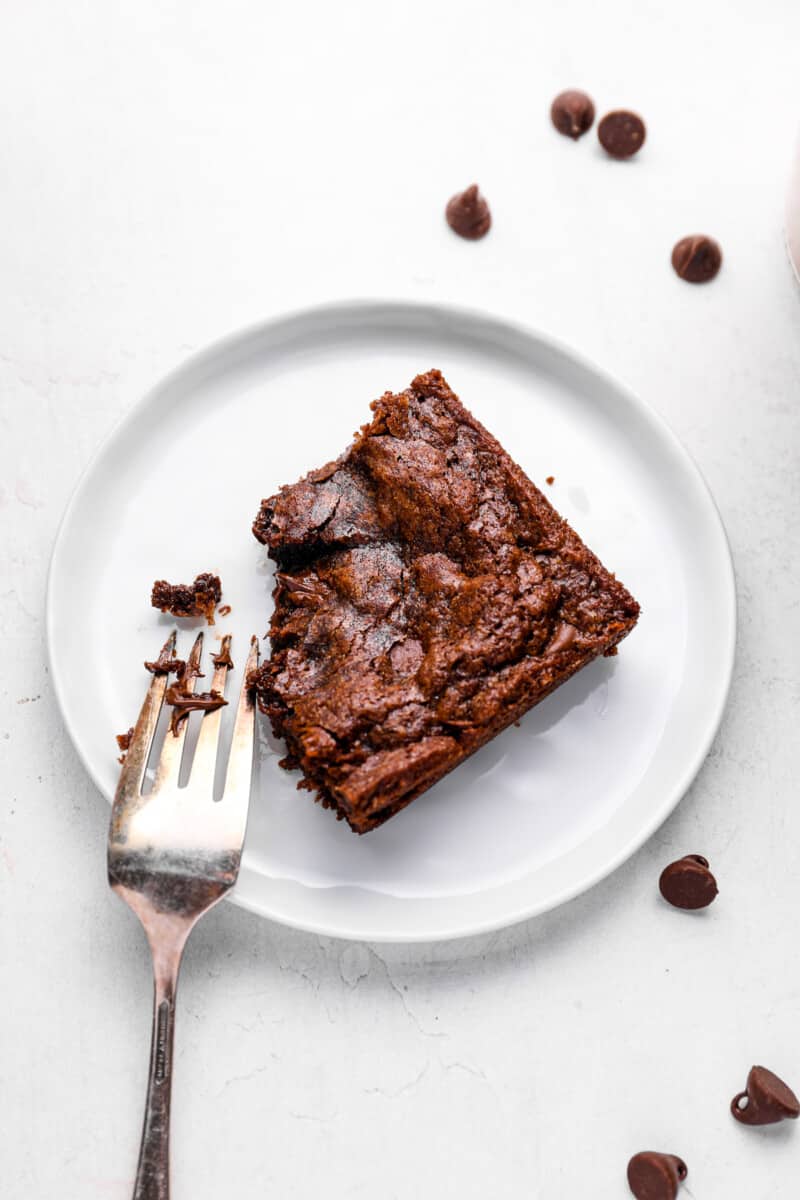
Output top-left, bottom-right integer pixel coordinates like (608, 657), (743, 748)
(144, 635), (185, 676)
(151, 573), (222, 625)
(116, 727), (134, 751)
(116, 726), (134, 764)
(218, 604), (232, 617)
(545, 476), (555, 486)
(211, 636), (234, 670)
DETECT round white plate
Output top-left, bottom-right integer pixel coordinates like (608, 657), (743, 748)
(47, 301), (735, 942)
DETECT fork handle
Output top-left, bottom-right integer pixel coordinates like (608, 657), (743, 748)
(133, 929), (189, 1200)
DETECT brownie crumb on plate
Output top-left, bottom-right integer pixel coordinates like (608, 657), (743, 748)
(151, 572), (222, 624)
(251, 370), (639, 833)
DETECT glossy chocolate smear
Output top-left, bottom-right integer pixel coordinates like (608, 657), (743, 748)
(144, 645), (186, 676)
(627, 1152), (687, 1199)
(212, 644), (235, 669)
(165, 685), (227, 735)
(731, 1065), (800, 1126)
(445, 184), (492, 240)
(659, 854), (718, 910)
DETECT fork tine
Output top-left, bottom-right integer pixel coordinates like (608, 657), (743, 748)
(189, 634), (234, 787)
(113, 631), (175, 805)
(152, 631), (204, 794)
(220, 636), (259, 824)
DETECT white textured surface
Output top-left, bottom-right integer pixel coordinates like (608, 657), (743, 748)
(1, 0), (799, 1195)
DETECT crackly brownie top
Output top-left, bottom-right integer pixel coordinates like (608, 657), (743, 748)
(251, 371), (639, 816)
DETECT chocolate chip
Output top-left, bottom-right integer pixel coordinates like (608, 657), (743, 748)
(659, 854), (717, 910)
(598, 110), (646, 158)
(550, 89), (595, 140)
(671, 235), (723, 283)
(731, 1065), (800, 1126)
(627, 1152), (687, 1199)
(445, 184), (492, 240)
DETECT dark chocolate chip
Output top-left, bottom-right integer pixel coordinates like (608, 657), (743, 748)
(731, 1065), (800, 1126)
(671, 235), (723, 283)
(627, 1151), (687, 1199)
(445, 184), (491, 240)
(659, 854), (717, 910)
(550, 89), (595, 140)
(598, 110), (646, 158)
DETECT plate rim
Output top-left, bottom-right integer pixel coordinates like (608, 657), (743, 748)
(46, 297), (737, 942)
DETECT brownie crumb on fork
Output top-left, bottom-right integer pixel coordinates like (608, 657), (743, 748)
(144, 641), (185, 676)
(116, 726), (134, 764)
(251, 370), (640, 834)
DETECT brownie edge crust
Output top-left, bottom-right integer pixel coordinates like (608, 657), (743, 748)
(251, 370), (640, 834)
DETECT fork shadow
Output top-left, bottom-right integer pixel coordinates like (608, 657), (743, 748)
(115, 616), (727, 1016)
(180, 652), (651, 990)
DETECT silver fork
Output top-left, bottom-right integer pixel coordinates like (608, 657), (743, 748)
(108, 630), (259, 1200)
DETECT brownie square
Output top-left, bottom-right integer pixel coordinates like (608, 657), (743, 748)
(251, 370), (640, 833)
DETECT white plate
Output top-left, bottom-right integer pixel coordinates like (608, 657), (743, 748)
(47, 301), (735, 942)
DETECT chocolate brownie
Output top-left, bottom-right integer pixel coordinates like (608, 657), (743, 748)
(251, 370), (639, 833)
